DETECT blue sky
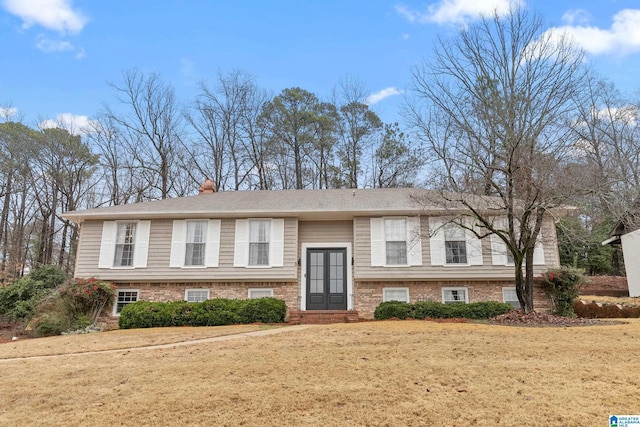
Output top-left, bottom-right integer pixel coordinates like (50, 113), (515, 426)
(1, 0), (640, 131)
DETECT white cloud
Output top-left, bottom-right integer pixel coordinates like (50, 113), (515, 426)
(561, 9), (591, 26)
(0, 107), (18, 119)
(548, 8), (640, 56)
(35, 35), (84, 58)
(365, 87), (404, 105)
(395, 0), (524, 25)
(2, 0), (88, 34)
(36, 36), (74, 53)
(39, 113), (94, 135)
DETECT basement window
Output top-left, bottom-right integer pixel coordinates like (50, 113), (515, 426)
(114, 290), (139, 315)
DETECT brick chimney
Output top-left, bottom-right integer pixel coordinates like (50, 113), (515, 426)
(198, 178), (216, 194)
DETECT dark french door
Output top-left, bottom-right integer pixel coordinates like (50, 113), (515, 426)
(306, 248), (347, 310)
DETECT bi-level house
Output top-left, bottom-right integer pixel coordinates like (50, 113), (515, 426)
(62, 181), (558, 322)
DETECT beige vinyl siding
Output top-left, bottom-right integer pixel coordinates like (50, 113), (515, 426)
(75, 219), (298, 281)
(298, 220), (353, 244)
(353, 216), (559, 280)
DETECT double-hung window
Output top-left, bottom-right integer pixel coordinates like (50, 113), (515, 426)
(185, 221), (207, 266)
(442, 287), (468, 304)
(385, 218), (407, 265)
(444, 225), (467, 264)
(114, 222), (136, 267)
(249, 220), (270, 266)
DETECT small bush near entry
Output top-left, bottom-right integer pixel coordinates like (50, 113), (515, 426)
(118, 297), (286, 329)
(374, 300), (513, 321)
(539, 267), (586, 317)
(374, 301), (411, 320)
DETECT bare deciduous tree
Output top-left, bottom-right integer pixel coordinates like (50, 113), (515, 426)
(405, 7), (590, 312)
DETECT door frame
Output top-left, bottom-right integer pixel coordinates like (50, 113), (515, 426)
(300, 242), (353, 311)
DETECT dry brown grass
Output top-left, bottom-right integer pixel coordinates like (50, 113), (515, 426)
(1, 320), (639, 426)
(0, 324), (270, 359)
(580, 294), (640, 306)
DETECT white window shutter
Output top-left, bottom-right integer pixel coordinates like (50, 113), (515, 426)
(407, 216), (423, 266)
(429, 217), (445, 266)
(465, 220), (483, 266)
(491, 234), (508, 266)
(98, 221), (117, 268)
(533, 240), (545, 265)
(169, 220), (186, 267)
(205, 219), (221, 267)
(370, 218), (385, 266)
(234, 220), (248, 267)
(269, 219), (284, 267)
(133, 220), (151, 268)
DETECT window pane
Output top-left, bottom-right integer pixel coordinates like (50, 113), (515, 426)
(185, 243), (205, 266)
(384, 288), (409, 303)
(186, 289), (209, 303)
(249, 289), (273, 299)
(116, 290), (138, 313)
(310, 252), (324, 294)
(384, 219), (406, 241)
(329, 251), (343, 293)
(250, 220), (269, 243)
(386, 241), (407, 265)
(249, 242), (269, 266)
(187, 221), (206, 244)
(444, 225), (465, 241)
(445, 241), (467, 264)
(503, 288), (520, 309)
(114, 222), (136, 266)
(443, 289), (466, 304)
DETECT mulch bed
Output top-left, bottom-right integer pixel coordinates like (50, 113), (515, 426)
(487, 310), (625, 327)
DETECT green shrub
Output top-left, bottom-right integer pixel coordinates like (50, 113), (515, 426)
(412, 301), (451, 319)
(0, 265), (68, 321)
(118, 297), (286, 329)
(33, 311), (73, 337)
(238, 298), (287, 323)
(375, 300), (513, 321)
(539, 267), (586, 317)
(374, 301), (411, 320)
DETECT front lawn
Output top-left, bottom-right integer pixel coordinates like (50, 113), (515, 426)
(0, 320), (637, 426)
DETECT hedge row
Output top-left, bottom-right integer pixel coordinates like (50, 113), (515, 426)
(118, 297), (286, 329)
(374, 300), (513, 320)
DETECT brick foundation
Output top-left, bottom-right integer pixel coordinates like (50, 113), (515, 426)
(354, 280), (549, 319)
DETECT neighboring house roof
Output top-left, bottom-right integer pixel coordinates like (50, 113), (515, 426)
(62, 187), (573, 223)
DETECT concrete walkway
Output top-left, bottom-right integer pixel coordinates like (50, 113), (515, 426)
(0, 324), (317, 363)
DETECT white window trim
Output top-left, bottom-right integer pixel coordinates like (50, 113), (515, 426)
(99, 220), (150, 270)
(113, 289), (140, 316)
(248, 288), (274, 299)
(371, 217), (422, 267)
(234, 218), (285, 269)
(170, 219), (220, 269)
(185, 288), (210, 302)
(383, 287), (410, 303)
(300, 242), (353, 311)
(429, 218), (482, 267)
(441, 287), (469, 304)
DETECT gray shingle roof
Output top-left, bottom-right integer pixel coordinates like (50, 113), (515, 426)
(63, 188), (460, 222)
